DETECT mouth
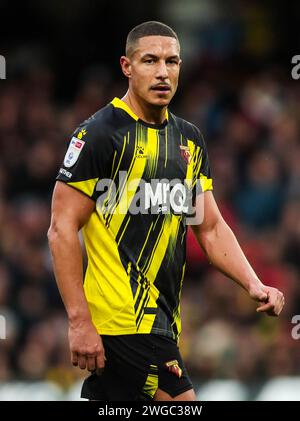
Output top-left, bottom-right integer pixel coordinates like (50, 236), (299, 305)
(150, 85), (171, 94)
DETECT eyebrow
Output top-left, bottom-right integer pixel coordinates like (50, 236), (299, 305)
(141, 53), (180, 61)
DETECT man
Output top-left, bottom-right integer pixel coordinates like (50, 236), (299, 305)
(48, 21), (285, 401)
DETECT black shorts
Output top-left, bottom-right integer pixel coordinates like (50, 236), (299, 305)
(81, 334), (193, 401)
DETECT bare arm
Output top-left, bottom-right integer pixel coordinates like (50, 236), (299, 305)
(191, 191), (284, 316)
(48, 181), (105, 371)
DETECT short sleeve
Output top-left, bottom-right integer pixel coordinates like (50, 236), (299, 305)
(56, 119), (113, 201)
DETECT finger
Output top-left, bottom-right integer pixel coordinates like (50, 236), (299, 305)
(256, 302), (275, 313)
(258, 291), (268, 302)
(272, 292), (284, 311)
(274, 295), (285, 315)
(96, 353), (105, 369)
(279, 293), (285, 307)
(87, 356), (96, 372)
(71, 351), (78, 366)
(266, 295), (281, 316)
(78, 355), (87, 370)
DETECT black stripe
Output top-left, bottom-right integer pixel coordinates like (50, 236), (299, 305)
(134, 284), (145, 312)
(136, 288), (150, 327)
(144, 307), (157, 314)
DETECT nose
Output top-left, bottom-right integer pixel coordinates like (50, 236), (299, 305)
(156, 60), (168, 80)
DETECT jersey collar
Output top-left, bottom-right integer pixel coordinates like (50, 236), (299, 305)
(111, 97), (169, 124)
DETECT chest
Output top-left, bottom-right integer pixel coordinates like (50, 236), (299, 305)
(110, 124), (198, 183)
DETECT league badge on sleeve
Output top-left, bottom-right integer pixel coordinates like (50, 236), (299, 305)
(64, 137), (85, 168)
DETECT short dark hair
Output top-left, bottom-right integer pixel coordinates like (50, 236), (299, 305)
(126, 21), (179, 57)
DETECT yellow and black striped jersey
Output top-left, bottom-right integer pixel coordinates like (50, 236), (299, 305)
(57, 97), (213, 341)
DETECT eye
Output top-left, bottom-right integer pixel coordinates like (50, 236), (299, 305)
(144, 59), (154, 64)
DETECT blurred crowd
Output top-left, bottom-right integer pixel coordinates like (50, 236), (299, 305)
(182, 63), (300, 387)
(0, 51), (300, 393)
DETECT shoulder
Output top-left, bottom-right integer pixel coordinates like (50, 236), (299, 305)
(73, 102), (133, 142)
(169, 112), (205, 146)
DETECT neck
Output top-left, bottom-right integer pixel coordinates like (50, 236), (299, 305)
(121, 90), (167, 125)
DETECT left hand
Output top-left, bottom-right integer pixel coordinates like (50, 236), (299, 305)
(249, 284), (285, 316)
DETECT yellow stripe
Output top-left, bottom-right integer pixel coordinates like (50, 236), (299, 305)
(156, 131), (160, 174)
(134, 281), (149, 318)
(153, 214), (161, 231)
(115, 135), (127, 179)
(117, 215), (131, 245)
(200, 174), (213, 191)
(111, 97), (139, 121)
(136, 222), (154, 265)
(185, 139), (196, 189)
(142, 370), (158, 399)
(104, 135), (127, 216)
(107, 126), (143, 220)
(83, 211), (136, 332)
(145, 215), (175, 278)
(110, 150), (117, 180)
(108, 135), (147, 238)
(171, 262), (185, 340)
(145, 127), (159, 178)
(137, 215), (180, 333)
(181, 227), (186, 244)
(167, 215), (181, 264)
(142, 217), (166, 273)
(193, 148), (203, 178)
(134, 216), (160, 312)
(191, 148), (203, 189)
(105, 131), (137, 224)
(133, 219), (166, 328)
(67, 178), (98, 198)
(133, 279), (142, 301)
(164, 126), (168, 168)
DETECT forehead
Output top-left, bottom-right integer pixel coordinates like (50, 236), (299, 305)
(134, 35), (180, 57)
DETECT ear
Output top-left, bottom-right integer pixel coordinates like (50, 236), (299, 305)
(120, 56), (132, 78)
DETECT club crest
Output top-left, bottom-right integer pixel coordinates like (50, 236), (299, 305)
(179, 145), (191, 164)
(165, 359), (183, 378)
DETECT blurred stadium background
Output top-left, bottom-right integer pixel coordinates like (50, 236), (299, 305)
(1, 0), (300, 400)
